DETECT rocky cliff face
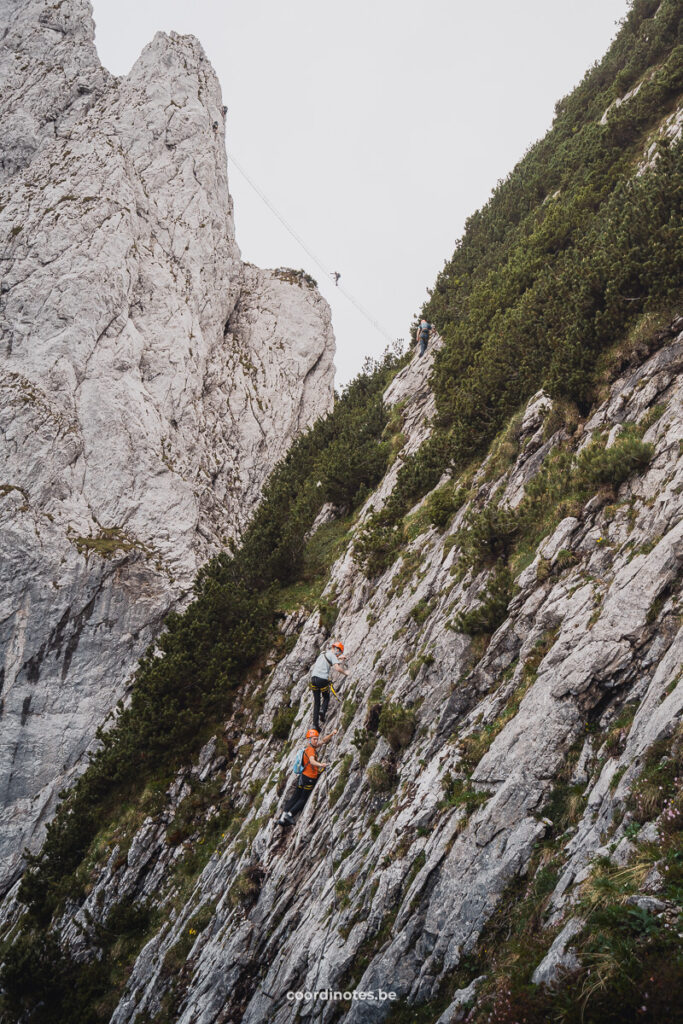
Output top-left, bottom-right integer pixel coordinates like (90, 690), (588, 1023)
(0, 0), (334, 892)
(31, 321), (682, 1023)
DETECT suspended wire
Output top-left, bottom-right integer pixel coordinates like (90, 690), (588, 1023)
(227, 150), (396, 345)
(336, 281), (395, 345)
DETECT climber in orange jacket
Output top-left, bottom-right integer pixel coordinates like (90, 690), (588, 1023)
(278, 727), (338, 825)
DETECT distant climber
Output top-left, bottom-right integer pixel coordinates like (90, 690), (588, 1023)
(309, 641), (348, 729)
(331, 271), (341, 286)
(415, 319), (433, 357)
(278, 727), (338, 825)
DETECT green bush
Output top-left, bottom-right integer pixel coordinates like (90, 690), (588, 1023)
(440, 772), (490, 815)
(352, 728), (378, 767)
(367, 763), (396, 793)
(354, 432), (449, 575)
(424, 483), (466, 529)
(341, 699), (355, 731)
(227, 867), (263, 909)
(455, 504), (521, 574)
(271, 706), (296, 740)
(99, 897), (152, 943)
(0, 932), (108, 1024)
(454, 565), (513, 636)
(0, 897), (154, 1024)
(377, 702), (416, 753)
(408, 653), (434, 680)
(369, 678), (386, 703)
(428, 21), (683, 441)
(318, 596), (339, 632)
(353, 508), (403, 577)
(451, 423), (655, 586)
(555, 547), (579, 572)
(165, 779), (229, 847)
(409, 597), (434, 627)
(574, 425), (654, 490)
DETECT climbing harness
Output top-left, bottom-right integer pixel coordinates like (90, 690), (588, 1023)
(226, 149), (397, 345)
(308, 678), (341, 699)
(308, 678), (329, 692)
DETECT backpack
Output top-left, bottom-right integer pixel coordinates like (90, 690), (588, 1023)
(292, 748), (309, 775)
(419, 322), (431, 341)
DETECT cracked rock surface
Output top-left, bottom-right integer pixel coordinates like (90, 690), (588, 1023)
(0, 0), (334, 890)
(24, 323), (682, 1023)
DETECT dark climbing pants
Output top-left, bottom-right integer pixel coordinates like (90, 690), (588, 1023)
(419, 336), (428, 356)
(284, 776), (317, 816)
(310, 676), (330, 730)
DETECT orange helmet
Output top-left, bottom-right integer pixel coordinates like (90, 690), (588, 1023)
(306, 728), (319, 739)
(332, 641), (344, 653)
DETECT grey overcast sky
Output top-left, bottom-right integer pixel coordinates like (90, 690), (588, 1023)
(90, 0), (630, 385)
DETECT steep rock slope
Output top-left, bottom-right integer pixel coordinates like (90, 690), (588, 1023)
(21, 321), (681, 1023)
(0, 0), (334, 890)
(1, 4), (681, 1021)
(218, 265), (335, 530)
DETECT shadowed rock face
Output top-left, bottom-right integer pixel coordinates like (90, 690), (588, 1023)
(0, 0), (334, 890)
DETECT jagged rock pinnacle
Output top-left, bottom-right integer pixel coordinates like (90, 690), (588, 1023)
(0, 0), (335, 889)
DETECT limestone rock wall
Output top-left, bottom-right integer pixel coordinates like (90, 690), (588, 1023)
(38, 323), (682, 1024)
(0, 0), (334, 891)
(212, 265), (336, 532)
(0, 0), (111, 181)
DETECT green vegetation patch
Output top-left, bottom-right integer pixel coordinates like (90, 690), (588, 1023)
(378, 703), (416, 753)
(439, 772), (490, 816)
(227, 867), (263, 909)
(626, 722), (683, 828)
(355, 0), (682, 583)
(72, 526), (149, 561)
(367, 762), (397, 793)
(454, 564), (513, 637)
(272, 267), (317, 289)
(352, 728), (378, 768)
(329, 754), (353, 807)
(0, 896), (157, 1024)
(271, 705), (296, 740)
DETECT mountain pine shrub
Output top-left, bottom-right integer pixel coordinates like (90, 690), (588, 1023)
(352, 2), (681, 573)
(454, 565), (513, 636)
(378, 703), (416, 753)
(574, 424), (654, 490)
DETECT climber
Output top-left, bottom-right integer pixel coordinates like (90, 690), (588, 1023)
(415, 318), (433, 357)
(278, 727), (338, 825)
(331, 271), (341, 286)
(309, 641), (348, 730)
